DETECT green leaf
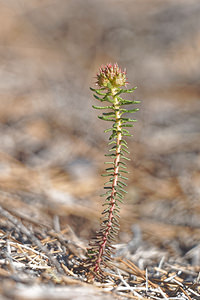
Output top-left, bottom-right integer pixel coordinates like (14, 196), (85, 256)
(105, 167), (114, 171)
(93, 94), (104, 101)
(109, 132), (117, 140)
(121, 142), (128, 148)
(121, 155), (131, 161)
(121, 129), (130, 134)
(104, 183), (112, 188)
(101, 173), (113, 177)
(116, 191), (123, 199)
(117, 182), (126, 188)
(102, 208), (110, 215)
(90, 87), (105, 92)
(119, 174), (128, 180)
(104, 179), (113, 185)
(112, 216), (120, 224)
(100, 190), (112, 197)
(116, 187), (128, 194)
(98, 116), (115, 122)
(121, 147), (130, 154)
(120, 87), (137, 93)
(108, 140), (116, 145)
(92, 105), (113, 109)
(115, 198), (124, 203)
(119, 169), (129, 174)
(105, 153), (116, 157)
(113, 208), (120, 214)
(120, 108), (139, 113)
(120, 100), (137, 105)
(103, 95), (115, 103)
(114, 86), (137, 96)
(121, 124), (134, 127)
(94, 90), (106, 96)
(103, 112), (115, 116)
(121, 117), (137, 122)
(118, 180), (127, 186)
(104, 128), (116, 133)
(121, 139), (127, 146)
(118, 164), (127, 169)
(118, 161), (127, 166)
(104, 186), (112, 189)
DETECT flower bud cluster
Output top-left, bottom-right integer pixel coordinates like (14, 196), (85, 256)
(96, 63), (127, 88)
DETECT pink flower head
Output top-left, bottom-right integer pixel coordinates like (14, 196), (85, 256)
(96, 63), (127, 88)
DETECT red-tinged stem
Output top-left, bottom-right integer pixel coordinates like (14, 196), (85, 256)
(93, 95), (122, 274)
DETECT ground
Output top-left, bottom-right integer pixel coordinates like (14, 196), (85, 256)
(0, 1), (200, 299)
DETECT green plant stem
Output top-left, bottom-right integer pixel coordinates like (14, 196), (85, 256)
(86, 63), (139, 279)
(93, 89), (122, 274)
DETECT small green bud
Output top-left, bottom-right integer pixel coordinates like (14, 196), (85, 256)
(96, 63), (127, 88)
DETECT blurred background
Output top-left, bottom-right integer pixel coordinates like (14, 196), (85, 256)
(0, 0), (200, 265)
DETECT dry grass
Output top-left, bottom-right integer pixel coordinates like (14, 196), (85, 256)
(0, 202), (200, 299)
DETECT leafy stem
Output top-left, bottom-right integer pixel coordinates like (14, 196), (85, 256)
(85, 63), (139, 279)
